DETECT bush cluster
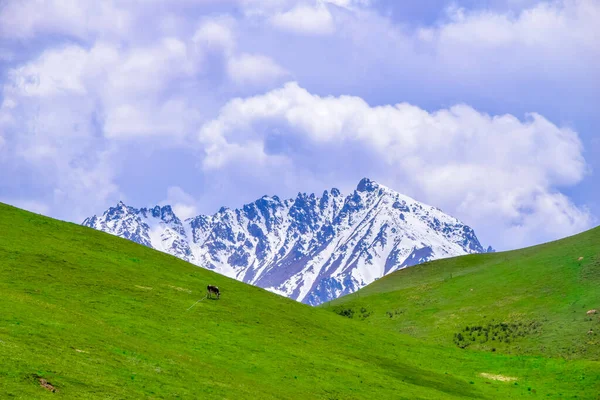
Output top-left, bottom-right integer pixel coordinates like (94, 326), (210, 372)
(334, 307), (373, 319)
(335, 308), (355, 318)
(453, 321), (541, 349)
(385, 308), (405, 318)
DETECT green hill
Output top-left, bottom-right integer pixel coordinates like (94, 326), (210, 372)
(327, 226), (600, 386)
(1, 203), (598, 399)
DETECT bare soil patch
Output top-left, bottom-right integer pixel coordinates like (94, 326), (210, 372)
(168, 285), (191, 293)
(480, 373), (517, 382)
(34, 375), (57, 392)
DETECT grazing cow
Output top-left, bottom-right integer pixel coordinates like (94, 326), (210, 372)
(578, 257), (584, 262)
(587, 309), (598, 315)
(207, 285), (220, 299)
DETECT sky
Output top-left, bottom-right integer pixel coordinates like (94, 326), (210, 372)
(0, 0), (598, 251)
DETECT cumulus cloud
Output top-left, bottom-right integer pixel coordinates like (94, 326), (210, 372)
(227, 53), (289, 86)
(271, 3), (335, 35)
(266, 0), (373, 35)
(163, 186), (199, 220)
(418, 0), (600, 69)
(191, 18), (288, 86)
(0, 37), (201, 220)
(0, 60), (121, 221)
(405, 0), (600, 102)
(431, 1), (599, 48)
(4, 40), (201, 141)
(192, 17), (237, 54)
(7, 45), (90, 97)
(0, 6), (288, 220)
(197, 82), (591, 249)
(0, 0), (131, 40)
(257, 0), (600, 121)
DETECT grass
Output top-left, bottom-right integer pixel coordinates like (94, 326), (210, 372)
(327, 225), (600, 395)
(1, 203), (599, 399)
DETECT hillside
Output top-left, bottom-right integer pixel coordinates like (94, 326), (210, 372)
(82, 178), (486, 305)
(327, 225), (600, 362)
(1, 203), (598, 399)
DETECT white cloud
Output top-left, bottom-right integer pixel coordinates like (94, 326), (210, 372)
(0, 68), (121, 221)
(191, 18), (288, 87)
(227, 53), (288, 86)
(0, 6), (293, 221)
(271, 3), (335, 35)
(7, 45), (89, 97)
(434, 1), (599, 49)
(0, 38), (200, 221)
(4, 40), (201, 141)
(108, 38), (196, 93)
(414, 0), (600, 77)
(0, 0), (131, 40)
(197, 82), (591, 249)
(267, 0), (371, 35)
(192, 17), (236, 54)
(163, 186), (199, 220)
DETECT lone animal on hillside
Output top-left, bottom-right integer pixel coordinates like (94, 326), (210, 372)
(587, 309), (598, 315)
(207, 285), (220, 299)
(578, 256), (584, 262)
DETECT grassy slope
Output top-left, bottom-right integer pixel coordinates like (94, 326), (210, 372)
(0, 203), (598, 399)
(328, 226), (600, 394)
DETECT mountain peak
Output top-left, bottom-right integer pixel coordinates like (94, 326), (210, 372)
(84, 182), (487, 306)
(109, 201), (135, 216)
(356, 177), (379, 192)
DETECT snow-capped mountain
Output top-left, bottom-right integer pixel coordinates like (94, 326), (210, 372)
(83, 178), (487, 305)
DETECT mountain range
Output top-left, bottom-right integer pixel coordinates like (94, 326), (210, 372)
(82, 178), (490, 305)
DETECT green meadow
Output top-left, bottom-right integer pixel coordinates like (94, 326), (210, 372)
(328, 224), (600, 360)
(1, 202), (598, 398)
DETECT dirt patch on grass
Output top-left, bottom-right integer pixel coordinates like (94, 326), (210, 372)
(33, 376), (57, 392)
(480, 373), (517, 382)
(135, 285), (153, 290)
(168, 285), (191, 293)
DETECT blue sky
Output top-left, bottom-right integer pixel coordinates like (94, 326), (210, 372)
(0, 0), (598, 250)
